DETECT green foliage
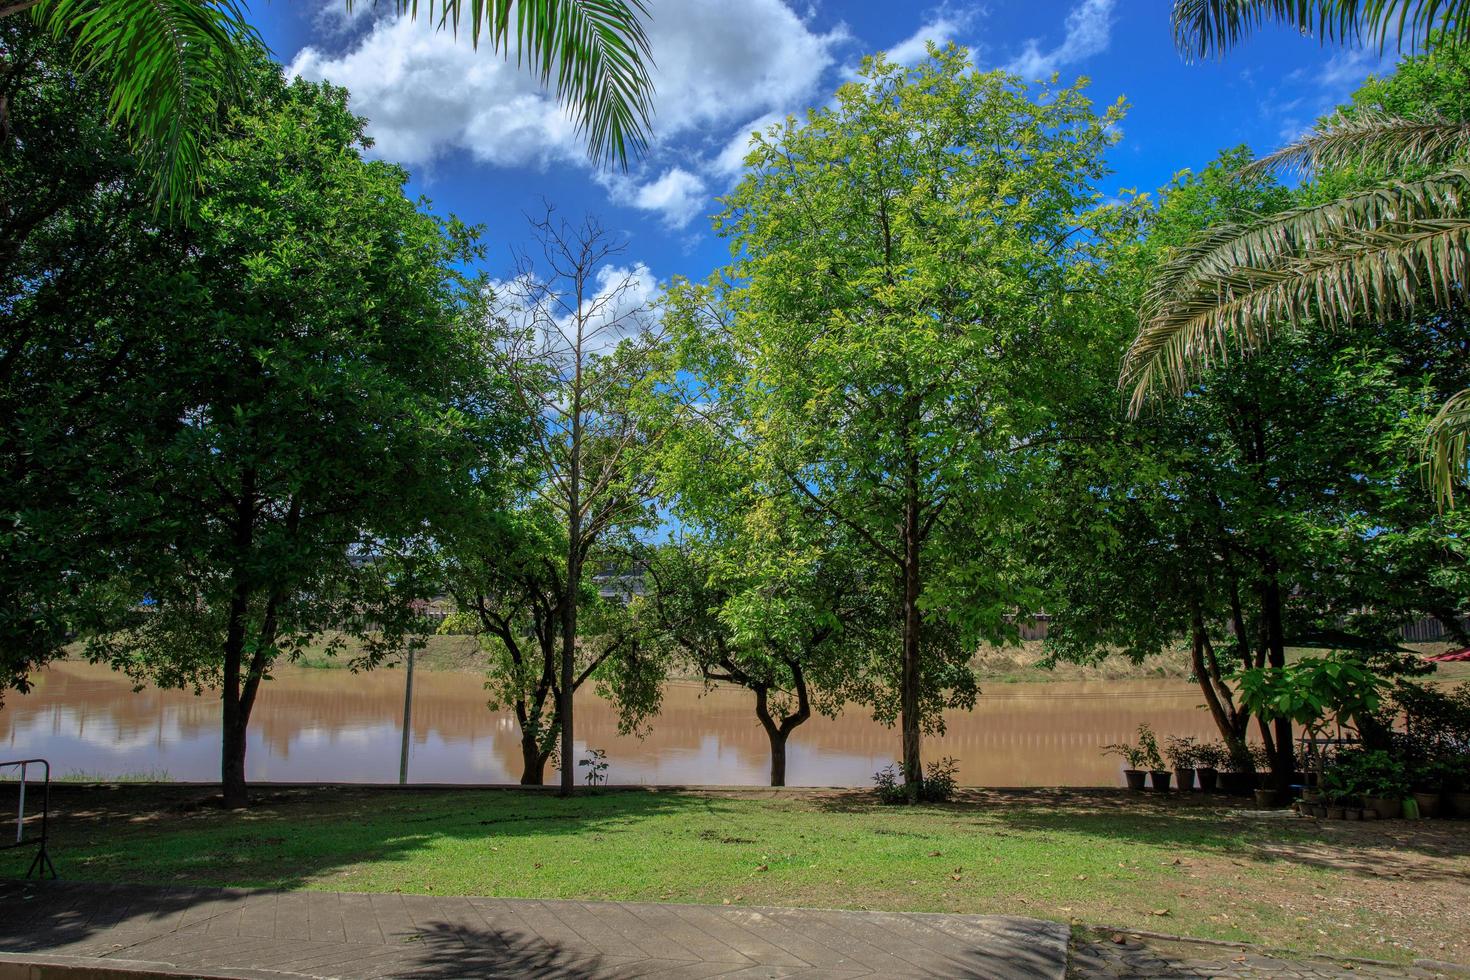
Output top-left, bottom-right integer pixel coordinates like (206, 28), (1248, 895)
(1104, 724), (1166, 771)
(1322, 748), (1408, 802)
(1164, 735), (1200, 769)
(1170, 0), (1470, 60)
(24, 0), (262, 216)
(671, 46), (1130, 784)
(42, 56), (516, 803)
(873, 756), (959, 804)
(1238, 654), (1387, 727)
(7, 0), (652, 216)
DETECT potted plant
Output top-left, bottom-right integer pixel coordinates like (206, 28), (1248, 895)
(1328, 752), (1405, 822)
(1193, 742), (1225, 793)
(1137, 725), (1171, 790)
(1411, 759), (1447, 819)
(1446, 756), (1470, 817)
(1103, 730), (1150, 791)
(1219, 743), (1256, 796)
(1165, 735), (1198, 792)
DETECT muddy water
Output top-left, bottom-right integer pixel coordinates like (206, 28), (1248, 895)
(1, 660), (1222, 787)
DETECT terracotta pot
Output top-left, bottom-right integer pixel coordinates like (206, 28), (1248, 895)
(1326, 805), (1346, 820)
(1362, 807), (1379, 821)
(1413, 791), (1442, 819)
(1124, 770), (1147, 792)
(1344, 808), (1362, 821)
(1195, 767), (1219, 793)
(1253, 788), (1279, 809)
(1174, 767), (1196, 792)
(1149, 770), (1173, 792)
(1363, 796), (1402, 820)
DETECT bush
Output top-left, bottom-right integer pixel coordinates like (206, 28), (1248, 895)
(873, 757), (960, 804)
(1103, 724), (1165, 771)
(1324, 748), (1407, 802)
(1164, 735), (1198, 768)
(1192, 741), (1228, 770)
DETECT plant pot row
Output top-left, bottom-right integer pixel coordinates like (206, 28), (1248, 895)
(1123, 767), (1276, 795)
(1296, 791), (1470, 820)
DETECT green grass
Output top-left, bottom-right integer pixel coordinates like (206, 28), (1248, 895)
(3, 786), (1465, 964)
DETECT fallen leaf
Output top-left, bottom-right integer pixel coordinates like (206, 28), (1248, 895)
(755, 864), (769, 872)
(1150, 909), (1171, 917)
(929, 851), (942, 857)
(1110, 934), (1127, 945)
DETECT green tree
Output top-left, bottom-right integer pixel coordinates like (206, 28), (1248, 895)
(89, 59), (512, 808)
(0, 19), (191, 704)
(1042, 152), (1470, 788)
(670, 46), (1128, 800)
(0, 0), (653, 214)
(1131, 13), (1470, 502)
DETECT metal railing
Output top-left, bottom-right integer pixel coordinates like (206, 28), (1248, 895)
(1, 758), (57, 879)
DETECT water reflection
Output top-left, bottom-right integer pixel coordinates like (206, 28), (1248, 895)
(1, 660), (1222, 786)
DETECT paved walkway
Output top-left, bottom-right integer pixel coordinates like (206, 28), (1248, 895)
(1068, 930), (1461, 979)
(0, 881), (1068, 979)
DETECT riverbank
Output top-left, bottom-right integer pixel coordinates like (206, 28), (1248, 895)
(2, 785), (1465, 966)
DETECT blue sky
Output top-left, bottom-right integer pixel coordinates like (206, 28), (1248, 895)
(248, 0), (1392, 292)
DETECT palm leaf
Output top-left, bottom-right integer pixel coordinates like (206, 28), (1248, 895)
(1253, 110), (1470, 176)
(359, 0), (655, 168)
(28, 0), (262, 218)
(1123, 167), (1470, 412)
(1426, 387), (1470, 505)
(1171, 0), (1470, 59)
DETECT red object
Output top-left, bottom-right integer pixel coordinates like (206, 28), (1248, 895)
(1426, 648), (1470, 663)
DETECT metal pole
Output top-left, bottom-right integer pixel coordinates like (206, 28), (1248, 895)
(16, 762), (26, 843)
(398, 646), (415, 785)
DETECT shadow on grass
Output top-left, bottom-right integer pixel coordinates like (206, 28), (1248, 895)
(0, 783), (736, 892)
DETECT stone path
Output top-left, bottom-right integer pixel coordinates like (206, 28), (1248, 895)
(0, 881), (1068, 978)
(1068, 930), (1462, 979)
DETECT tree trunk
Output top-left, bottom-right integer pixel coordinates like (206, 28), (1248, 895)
(520, 732), (548, 785)
(1259, 564), (1294, 792)
(753, 674), (811, 788)
(221, 714), (249, 809)
(900, 451), (923, 803)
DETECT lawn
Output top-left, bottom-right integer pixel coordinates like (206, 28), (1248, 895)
(3, 786), (1466, 966)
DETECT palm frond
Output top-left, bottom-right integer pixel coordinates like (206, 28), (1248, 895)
(1171, 0), (1470, 59)
(30, 0), (263, 218)
(362, 0), (655, 168)
(1426, 387), (1470, 506)
(1124, 167), (1470, 413)
(1253, 110), (1470, 176)
(1422, 384), (1470, 505)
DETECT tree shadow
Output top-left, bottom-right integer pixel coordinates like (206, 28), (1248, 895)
(0, 783), (734, 893)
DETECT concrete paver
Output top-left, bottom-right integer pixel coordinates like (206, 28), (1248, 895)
(0, 880), (1069, 978)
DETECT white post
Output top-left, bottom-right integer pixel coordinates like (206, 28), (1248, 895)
(398, 647), (415, 785)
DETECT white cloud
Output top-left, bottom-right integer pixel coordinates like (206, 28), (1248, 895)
(1005, 0), (1115, 79)
(885, 10), (981, 66)
(289, 0), (848, 173)
(289, 17), (580, 169)
(712, 111), (789, 178)
(606, 167), (709, 228)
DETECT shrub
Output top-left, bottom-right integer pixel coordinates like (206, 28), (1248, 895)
(1192, 741), (1228, 770)
(1103, 724), (1165, 771)
(1164, 735), (1198, 769)
(873, 756), (960, 804)
(1325, 748), (1407, 802)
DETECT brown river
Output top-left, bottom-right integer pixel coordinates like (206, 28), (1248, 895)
(1, 660), (1222, 787)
